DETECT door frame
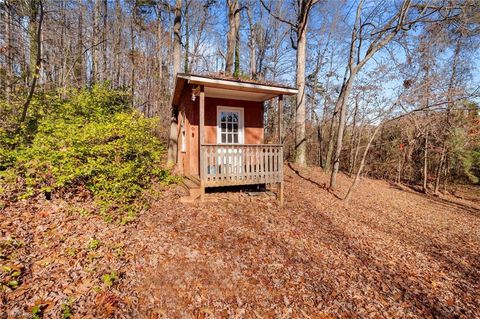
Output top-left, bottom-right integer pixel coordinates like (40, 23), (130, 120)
(216, 105), (244, 144)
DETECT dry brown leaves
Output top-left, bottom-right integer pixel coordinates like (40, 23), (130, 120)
(1, 165), (479, 318)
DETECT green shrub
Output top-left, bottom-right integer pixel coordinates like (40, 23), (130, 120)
(0, 85), (174, 219)
(448, 127), (479, 184)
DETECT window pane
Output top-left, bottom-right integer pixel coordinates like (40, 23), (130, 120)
(227, 113), (233, 122)
(221, 134), (226, 143)
(227, 123), (232, 132)
(233, 134), (238, 143)
(221, 112), (227, 122)
(232, 113), (238, 122)
(233, 123), (238, 132)
(221, 123), (226, 132)
(227, 134), (232, 143)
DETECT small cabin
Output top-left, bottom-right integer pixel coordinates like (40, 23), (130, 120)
(171, 74), (298, 203)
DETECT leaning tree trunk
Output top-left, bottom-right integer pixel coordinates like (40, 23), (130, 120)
(166, 0), (182, 166)
(344, 124), (381, 202)
(20, 0), (44, 123)
(329, 0), (413, 190)
(329, 73), (355, 189)
(351, 120), (365, 179)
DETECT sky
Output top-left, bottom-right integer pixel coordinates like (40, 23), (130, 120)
(65, 0), (480, 108)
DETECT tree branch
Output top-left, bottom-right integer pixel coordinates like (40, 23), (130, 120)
(259, 0), (296, 29)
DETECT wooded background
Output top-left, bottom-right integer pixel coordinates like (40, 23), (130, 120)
(1, 0), (479, 198)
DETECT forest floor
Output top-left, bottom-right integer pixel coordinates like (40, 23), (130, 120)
(1, 165), (479, 318)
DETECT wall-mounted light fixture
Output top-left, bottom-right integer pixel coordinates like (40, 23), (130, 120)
(191, 85), (201, 102)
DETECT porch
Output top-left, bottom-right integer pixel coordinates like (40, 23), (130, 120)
(201, 144), (283, 187)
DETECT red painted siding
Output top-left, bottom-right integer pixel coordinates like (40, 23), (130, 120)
(177, 84), (264, 177)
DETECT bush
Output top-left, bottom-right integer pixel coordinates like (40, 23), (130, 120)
(0, 85), (174, 219)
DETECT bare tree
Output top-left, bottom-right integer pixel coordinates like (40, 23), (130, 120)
(329, 0), (438, 189)
(261, 0), (320, 166)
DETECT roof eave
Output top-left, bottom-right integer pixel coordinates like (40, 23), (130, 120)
(172, 74), (298, 106)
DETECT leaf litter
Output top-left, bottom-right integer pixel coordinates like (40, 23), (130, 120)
(1, 165), (479, 318)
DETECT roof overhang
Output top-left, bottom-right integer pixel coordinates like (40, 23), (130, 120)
(172, 74), (298, 106)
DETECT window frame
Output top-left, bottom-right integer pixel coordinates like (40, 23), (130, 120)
(180, 112), (186, 153)
(216, 105), (244, 144)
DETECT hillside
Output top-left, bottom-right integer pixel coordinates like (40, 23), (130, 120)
(2, 165), (479, 318)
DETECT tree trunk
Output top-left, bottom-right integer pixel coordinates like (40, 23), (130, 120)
(329, 74), (355, 189)
(91, 0), (98, 84)
(155, 6), (163, 117)
(101, 0), (108, 83)
(59, 0), (66, 91)
(328, 0), (363, 189)
(28, 0), (39, 83)
(233, 4), (240, 78)
(310, 57), (321, 165)
(167, 0), (182, 166)
(172, 0), (182, 77)
(396, 150), (403, 184)
(324, 114), (336, 171)
(294, 21), (307, 166)
(344, 124), (381, 202)
(130, 2), (136, 107)
(76, 1), (86, 87)
(20, 0), (44, 123)
(329, 0), (412, 190)
(225, 0), (238, 76)
(246, 5), (256, 79)
(434, 143), (446, 195)
(5, 1), (13, 102)
(422, 129), (428, 193)
(184, 1), (189, 73)
(322, 51), (335, 171)
(348, 94), (359, 175)
(91, 0), (107, 83)
(113, 0), (121, 87)
(442, 156), (449, 193)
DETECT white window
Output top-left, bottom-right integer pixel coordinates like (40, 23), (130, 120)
(180, 112), (186, 152)
(217, 106), (244, 144)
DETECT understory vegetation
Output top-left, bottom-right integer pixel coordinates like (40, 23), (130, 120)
(0, 85), (174, 221)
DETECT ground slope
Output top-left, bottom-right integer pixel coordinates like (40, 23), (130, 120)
(1, 165), (479, 318)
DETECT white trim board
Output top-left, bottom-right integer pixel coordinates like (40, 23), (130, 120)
(181, 74), (298, 95)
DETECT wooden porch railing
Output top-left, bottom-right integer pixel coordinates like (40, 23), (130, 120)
(200, 144), (283, 187)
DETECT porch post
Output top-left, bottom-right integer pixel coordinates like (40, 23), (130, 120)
(277, 94), (284, 206)
(277, 94), (283, 143)
(199, 85), (205, 200)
